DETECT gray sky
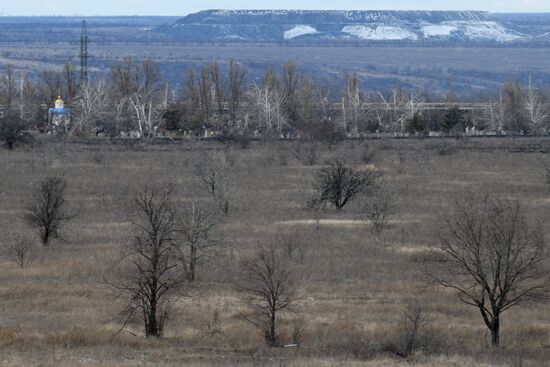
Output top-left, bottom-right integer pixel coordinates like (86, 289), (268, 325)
(1, 1), (550, 16)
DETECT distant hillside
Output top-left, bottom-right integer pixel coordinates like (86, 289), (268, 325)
(158, 10), (543, 44)
(0, 16), (179, 43)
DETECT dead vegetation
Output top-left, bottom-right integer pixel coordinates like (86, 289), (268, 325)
(0, 137), (549, 366)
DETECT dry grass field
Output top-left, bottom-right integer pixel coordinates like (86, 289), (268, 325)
(0, 137), (549, 366)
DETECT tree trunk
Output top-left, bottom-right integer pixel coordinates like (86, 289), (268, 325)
(268, 309), (277, 347)
(188, 244), (196, 282)
(42, 229), (50, 246)
(146, 302), (159, 337)
(491, 317), (500, 347)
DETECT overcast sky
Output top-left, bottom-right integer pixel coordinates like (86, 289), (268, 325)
(1, 0), (550, 16)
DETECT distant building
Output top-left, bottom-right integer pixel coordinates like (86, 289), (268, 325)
(48, 96), (71, 132)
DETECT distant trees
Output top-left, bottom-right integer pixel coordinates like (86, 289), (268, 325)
(240, 243), (297, 347)
(1, 64), (16, 109)
(248, 81), (286, 137)
(24, 176), (73, 245)
(342, 73), (369, 135)
(502, 82), (526, 133)
(376, 87), (423, 133)
(0, 111), (32, 150)
(109, 58), (169, 137)
(431, 194), (549, 347)
(523, 78), (548, 134)
(442, 106), (467, 133)
(311, 158), (380, 210)
(1, 57), (549, 139)
(227, 59), (248, 124)
(405, 112), (426, 134)
(72, 80), (110, 135)
(111, 185), (188, 337)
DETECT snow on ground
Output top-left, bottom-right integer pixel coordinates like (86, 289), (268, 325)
(342, 25), (418, 40)
(284, 25), (318, 40)
(421, 24), (458, 37)
(458, 21), (521, 42)
(421, 21), (521, 41)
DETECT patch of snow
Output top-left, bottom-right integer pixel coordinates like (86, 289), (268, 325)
(458, 21), (521, 42)
(342, 25), (374, 39)
(421, 21), (522, 41)
(421, 24), (457, 37)
(224, 35), (246, 40)
(284, 25), (318, 40)
(342, 25), (418, 40)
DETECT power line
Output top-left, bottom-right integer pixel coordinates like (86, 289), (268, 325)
(80, 20), (89, 84)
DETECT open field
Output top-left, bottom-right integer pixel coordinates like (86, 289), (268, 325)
(0, 137), (550, 366)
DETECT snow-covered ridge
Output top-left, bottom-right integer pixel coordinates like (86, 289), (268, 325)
(162, 10), (529, 43)
(206, 9), (489, 22)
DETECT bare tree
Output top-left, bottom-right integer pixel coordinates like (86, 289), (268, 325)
(194, 152), (235, 215)
(62, 63), (77, 102)
(488, 92), (506, 134)
(397, 300), (427, 357)
(248, 82), (287, 136)
(282, 60), (299, 123)
(24, 176), (72, 245)
(523, 77), (548, 135)
(111, 56), (139, 98)
(177, 201), (221, 282)
(503, 82), (527, 132)
(210, 62), (225, 119)
(293, 76), (319, 139)
(129, 83), (169, 137)
(359, 186), (395, 235)
(1, 64), (16, 108)
(342, 73), (368, 135)
(110, 185), (188, 337)
(431, 194), (549, 347)
(312, 158), (380, 211)
(73, 80), (110, 135)
(377, 87), (423, 133)
(3, 234), (36, 268)
(0, 111), (31, 150)
(226, 59), (248, 123)
(292, 140), (318, 166)
(17, 72), (41, 123)
(40, 69), (62, 104)
(142, 59), (160, 97)
(240, 243), (297, 347)
(198, 65), (213, 122)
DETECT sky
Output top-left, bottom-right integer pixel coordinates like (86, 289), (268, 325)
(1, 0), (550, 16)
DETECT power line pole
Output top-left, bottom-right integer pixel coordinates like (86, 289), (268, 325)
(80, 20), (89, 85)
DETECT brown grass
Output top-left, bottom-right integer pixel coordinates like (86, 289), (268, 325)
(0, 138), (549, 366)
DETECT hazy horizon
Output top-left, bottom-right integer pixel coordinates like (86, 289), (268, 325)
(1, 0), (550, 16)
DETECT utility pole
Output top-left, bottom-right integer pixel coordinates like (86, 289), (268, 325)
(80, 20), (89, 85)
(20, 71), (24, 120)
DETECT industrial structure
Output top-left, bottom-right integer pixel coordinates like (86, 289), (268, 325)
(80, 20), (89, 84)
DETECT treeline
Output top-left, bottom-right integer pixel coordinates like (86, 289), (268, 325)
(0, 58), (549, 145)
